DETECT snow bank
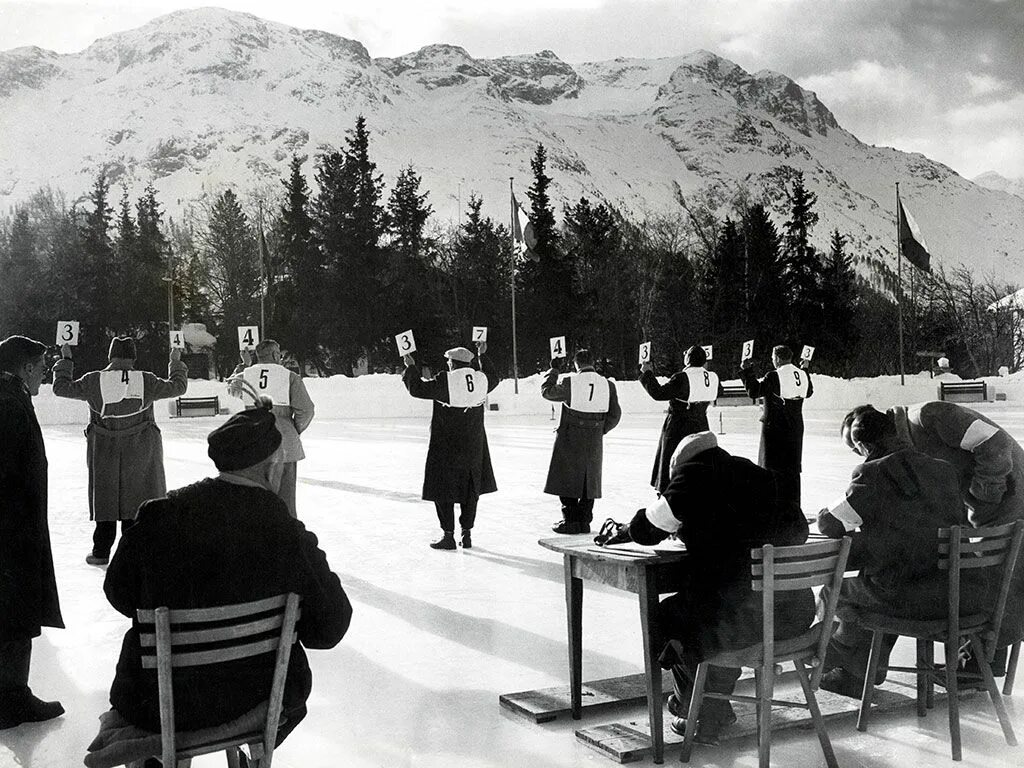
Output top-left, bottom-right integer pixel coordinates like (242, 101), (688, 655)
(29, 369), (1024, 426)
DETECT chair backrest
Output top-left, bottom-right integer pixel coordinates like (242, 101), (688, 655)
(751, 538), (852, 688)
(938, 521), (1024, 653)
(136, 593), (302, 768)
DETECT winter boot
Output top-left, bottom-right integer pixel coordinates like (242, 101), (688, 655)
(430, 532), (457, 550)
(460, 529), (472, 549)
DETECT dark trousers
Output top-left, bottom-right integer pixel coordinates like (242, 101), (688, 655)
(559, 497), (595, 525)
(0, 637), (32, 700)
(278, 462), (298, 518)
(670, 656), (742, 728)
(827, 618), (899, 680)
(92, 518), (136, 558)
(434, 497), (479, 532)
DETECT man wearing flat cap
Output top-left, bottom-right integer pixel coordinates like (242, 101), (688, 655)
(403, 340), (498, 550)
(52, 337), (188, 565)
(97, 405), (352, 753)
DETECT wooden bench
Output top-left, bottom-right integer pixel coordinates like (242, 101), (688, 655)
(174, 395), (220, 417)
(715, 382), (754, 407)
(938, 381), (987, 403)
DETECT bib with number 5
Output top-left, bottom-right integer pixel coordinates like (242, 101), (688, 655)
(99, 370), (144, 412)
(568, 371), (610, 413)
(446, 369), (488, 408)
(242, 364), (290, 406)
(776, 363), (809, 400)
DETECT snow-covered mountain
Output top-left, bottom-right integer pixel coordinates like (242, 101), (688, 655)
(1, 7), (1022, 278)
(974, 171), (1024, 202)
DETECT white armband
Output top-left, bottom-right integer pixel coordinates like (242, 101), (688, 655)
(960, 420), (999, 451)
(645, 495), (678, 533)
(826, 496), (862, 532)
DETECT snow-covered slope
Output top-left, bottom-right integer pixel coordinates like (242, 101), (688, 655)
(974, 171), (1024, 201)
(1, 7), (1022, 277)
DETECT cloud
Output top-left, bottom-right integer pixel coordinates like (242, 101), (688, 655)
(965, 72), (1009, 95)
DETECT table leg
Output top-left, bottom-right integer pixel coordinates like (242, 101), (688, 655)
(638, 567), (664, 763)
(565, 554), (583, 719)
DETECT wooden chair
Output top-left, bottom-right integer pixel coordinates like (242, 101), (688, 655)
(679, 537), (852, 768)
(132, 593), (301, 768)
(1005, 640), (1020, 696)
(855, 521), (1024, 761)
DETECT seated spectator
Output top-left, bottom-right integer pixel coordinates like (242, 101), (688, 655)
(99, 405), (352, 762)
(818, 407), (983, 696)
(625, 432), (813, 743)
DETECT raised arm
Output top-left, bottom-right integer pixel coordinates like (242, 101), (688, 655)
(639, 369), (690, 401)
(402, 360), (446, 401)
(541, 366), (570, 403)
(739, 363), (771, 399)
(50, 357), (91, 401)
(143, 352), (188, 403)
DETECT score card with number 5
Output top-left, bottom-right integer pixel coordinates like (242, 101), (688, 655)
(395, 329), (417, 355)
(638, 342), (651, 364)
(472, 326), (488, 343)
(56, 321), (80, 346)
(549, 336), (566, 359)
(237, 326), (259, 351)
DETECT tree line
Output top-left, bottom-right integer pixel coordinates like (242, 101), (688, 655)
(0, 115), (1019, 380)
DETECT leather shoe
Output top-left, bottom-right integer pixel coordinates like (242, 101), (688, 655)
(0, 694), (64, 729)
(86, 553), (109, 566)
(820, 668), (884, 699)
(551, 520), (590, 535)
(669, 708), (736, 745)
(429, 532), (457, 550)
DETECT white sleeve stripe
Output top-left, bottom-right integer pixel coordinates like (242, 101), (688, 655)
(646, 495), (679, 533)
(960, 420), (999, 451)
(828, 497), (863, 532)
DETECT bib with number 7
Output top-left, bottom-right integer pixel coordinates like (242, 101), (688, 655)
(99, 370), (144, 412)
(568, 371), (610, 413)
(446, 369), (488, 408)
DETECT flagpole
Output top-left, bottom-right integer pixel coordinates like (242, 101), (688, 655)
(896, 182), (905, 386)
(509, 177), (519, 395)
(258, 200), (266, 336)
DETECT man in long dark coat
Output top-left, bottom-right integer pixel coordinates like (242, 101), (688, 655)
(818, 406), (981, 697)
(740, 344), (812, 506)
(52, 337), (188, 565)
(0, 335), (64, 729)
(542, 348), (621, 534)
(626, 431), (813, 743)
(640, 344), (722, 494)
(403, 343), (498, 550)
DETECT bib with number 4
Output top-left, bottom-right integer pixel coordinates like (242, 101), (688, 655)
(568, 371), (610, 413)
(99, 370), (144, 412)
(242, 364), (290, 406)
(446, 369), (488, 408)
(776, 363), (809, 400)
(684, 368), (719, 402)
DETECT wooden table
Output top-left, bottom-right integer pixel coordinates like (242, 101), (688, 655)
(537, 535), (690, 764)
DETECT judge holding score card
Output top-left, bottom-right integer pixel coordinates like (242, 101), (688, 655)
(739, 344), (813, 507)
(52, 336), (188, 566)
(403, 335), (498, 550)
(640, 343), (723, 495)
(228, 338), (315, 517)
(542, 346), (621, 534)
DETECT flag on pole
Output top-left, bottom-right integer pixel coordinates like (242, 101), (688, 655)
(898, 200), (931, 273)
(511, 191), (539, 261)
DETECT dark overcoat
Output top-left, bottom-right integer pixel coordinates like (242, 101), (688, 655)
(52, 358), (187, 521)
(629, 446), (813, 662)
(740, 365), (813, 473)
(639, 367), (722, 493)
(891, 402), (1024, 645)
(0, 372), (63, 640)
(403, 356), (498, 503)
(542, 366), (621, 499)
(104, 478), (352, 732)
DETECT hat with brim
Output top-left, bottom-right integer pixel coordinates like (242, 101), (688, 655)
(445, 346), (474, 363)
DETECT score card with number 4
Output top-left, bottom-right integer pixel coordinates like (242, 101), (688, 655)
(472, 326), (488, 343)
(56, 321), (80, 346)
(169, 330), (185, 349)
(237, 326), (259, 351)
(639, 342), (651, 364)
(801, 345), (815, 362)
(549, 336), (566, 359)
(396, 329), (417, 355)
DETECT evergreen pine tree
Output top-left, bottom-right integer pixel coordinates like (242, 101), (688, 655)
(743, 203), (786, 356)
(702, 217), (747, 354)
(388, 165), (433, 259)
(781, 172), (823, 342)
(78, 172), (116, 366)
(819, 229), (859, 374)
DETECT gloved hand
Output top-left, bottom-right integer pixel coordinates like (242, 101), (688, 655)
(740, 357), (755, 370)
(965, 492), (1000, 525)
(594, 518), (632, 546)
(549, 357), (564, 372)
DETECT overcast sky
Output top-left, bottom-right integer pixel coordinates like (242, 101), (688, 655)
(1, 0), (1021, 179)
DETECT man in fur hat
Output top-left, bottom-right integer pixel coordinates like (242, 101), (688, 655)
(52, 337), (188, 565)
(403, 342), (498, 550)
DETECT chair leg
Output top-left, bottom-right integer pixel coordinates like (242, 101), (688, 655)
(758, 662), (774, 768)
(226, 746), (243, 768)
(678, 662), (708, 763)
(925, 640), (935, 709)
(795, 660), (838, 768)
(944, 640), (962, 761)
(969, 635), (1018, 747)
(857, 630), (884, 732)
(1005, 641), (1020, 696)
(916, 639), (928, 717)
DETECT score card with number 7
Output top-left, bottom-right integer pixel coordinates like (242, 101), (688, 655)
(472, 326), (488, 343)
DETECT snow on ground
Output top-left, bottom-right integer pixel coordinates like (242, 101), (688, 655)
(3, 377), (1024, 767)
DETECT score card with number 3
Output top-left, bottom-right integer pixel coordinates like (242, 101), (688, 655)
(742, 339), (754, 361)
(801, 345), (815, 361)
(639, 342), (651, 364)
(56, 321), (80, 346)
(396, 329), (417, 355)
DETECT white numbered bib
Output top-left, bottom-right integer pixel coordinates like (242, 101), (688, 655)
(684, 368), (718, 402)
(243, 364), (290, 406)
(568, 371), (610, 413)
(446, 369), (488, 408)
(776, 364), (809, 400)
(99, 370), (144, 406)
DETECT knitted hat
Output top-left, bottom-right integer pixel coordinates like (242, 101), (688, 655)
(445, 346), (474, 363)
(108, 337), (137, 360)
(669, 431), (718, 472)
(207, 408), (282, 471)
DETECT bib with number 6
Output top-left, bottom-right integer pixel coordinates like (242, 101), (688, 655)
(242, 364), (291, 406)
(568, 371), (610, 413)
(776, 363), (809, 400)
(99, 370), (144, 413)
(446, 369), (488, 408)
(684, 368), (719, 402)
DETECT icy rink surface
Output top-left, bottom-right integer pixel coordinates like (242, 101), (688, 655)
(3, 403), (1024, 767)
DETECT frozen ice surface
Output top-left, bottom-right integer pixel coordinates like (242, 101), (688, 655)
(3, 401), (1024, 767)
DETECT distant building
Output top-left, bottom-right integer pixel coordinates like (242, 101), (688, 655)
(988, 289), (1024, 373)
